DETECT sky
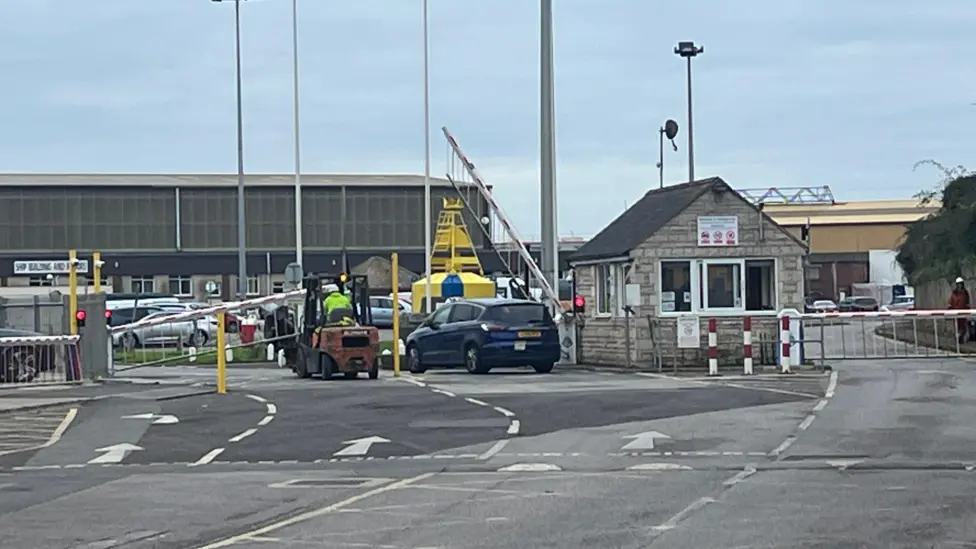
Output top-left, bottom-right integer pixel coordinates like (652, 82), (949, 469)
(1, 0), (975, 240)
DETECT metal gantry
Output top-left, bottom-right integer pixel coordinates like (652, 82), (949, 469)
(737, 186), (837, 205)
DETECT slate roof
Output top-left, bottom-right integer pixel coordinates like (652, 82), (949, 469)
(569, 177), (728, 263)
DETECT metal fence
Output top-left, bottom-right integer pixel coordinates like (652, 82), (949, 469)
(798, 314), (976, 363)
(0, 335), (83, 385)
(0, 294), (67, 334)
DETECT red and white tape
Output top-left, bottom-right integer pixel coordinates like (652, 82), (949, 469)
(801, 309), (976, 319)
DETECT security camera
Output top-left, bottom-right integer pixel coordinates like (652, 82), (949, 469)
(94, 260), (105, 267)
(45, 273), (54, 281)
(69, 257), (81, 266)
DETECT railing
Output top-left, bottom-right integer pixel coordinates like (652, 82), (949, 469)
(0, 335), (83, 386)
(795, 309), (976, 364)
(109, 290), (306, 371)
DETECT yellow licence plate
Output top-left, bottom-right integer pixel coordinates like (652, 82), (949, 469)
(517, 331), (541, 338)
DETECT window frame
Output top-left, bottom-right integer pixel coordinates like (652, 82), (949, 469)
(131, 276), (155, 295)
(659, 260), (693, 313)
(168, 276), (192, 297)
(272, 281), (285, 294)
(594, 262), (630, 317)
(657, 258), (780, 317)
(246, 276), (260, 296)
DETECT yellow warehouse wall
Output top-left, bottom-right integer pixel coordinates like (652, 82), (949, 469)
(783, 223), (908, 253)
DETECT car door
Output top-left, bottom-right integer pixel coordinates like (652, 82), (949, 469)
(373, 297), (394, 327)
(442, 304), (480, 364)
(416, 304), (454, 365)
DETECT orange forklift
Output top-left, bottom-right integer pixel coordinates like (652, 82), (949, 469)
(290, 272), (381, 380)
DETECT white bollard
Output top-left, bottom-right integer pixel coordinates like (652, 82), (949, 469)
(277, 349), (286, 367)
(188, 347), (197, 363)
(266, 343), (275, 361)
(398, 339), (406, 356)
(226, 347), (234, 363)
(381, 349), (392, 356)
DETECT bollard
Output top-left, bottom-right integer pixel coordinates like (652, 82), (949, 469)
(266, 343), (275, 361)
(743, 316), (753, 375)
(780, 315), (792, 374)
(188, 346), (198, 363)
(277, 349), (286, 368)
(707, 318), (719, 376)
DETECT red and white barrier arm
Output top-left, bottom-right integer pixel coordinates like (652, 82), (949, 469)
(0, 335), (81, 344)
(800, 309), (976, 319)
(109, 289), (306, 335)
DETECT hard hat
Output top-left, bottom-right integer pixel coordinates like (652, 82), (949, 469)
(323, 283), (339, 293)
(956, 277), (965, 283)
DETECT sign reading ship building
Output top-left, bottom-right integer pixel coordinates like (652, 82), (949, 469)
(14, 260), (90, 275)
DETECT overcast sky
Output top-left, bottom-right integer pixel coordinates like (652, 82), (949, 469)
(1, 0), (973, 239)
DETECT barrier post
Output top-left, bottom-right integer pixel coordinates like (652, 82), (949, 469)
(391, 252), (401, 377)
(216, 311), (227, 393)
(68, 249), (79, 335)
(743, 316), (753, 375)
(707, 317), (719, 376)
(780, 315), (792, 374)
(93, 251), (102, 293)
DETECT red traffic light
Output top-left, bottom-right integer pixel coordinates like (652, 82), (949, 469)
(105, 310), (112, 319)
(75, 310), (87, 321)
(573, 296), (585, 309)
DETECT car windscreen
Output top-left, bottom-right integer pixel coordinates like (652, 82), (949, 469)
(486, 303), (551, 325)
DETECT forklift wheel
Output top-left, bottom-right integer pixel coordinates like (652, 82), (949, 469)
(295, 347), (311, 379)
(320, 354), (334, 380)
(368, 361), (379, 380)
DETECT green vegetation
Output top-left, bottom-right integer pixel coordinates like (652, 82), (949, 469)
(896, 161), (976, 284)
(114, 345), (268, 366)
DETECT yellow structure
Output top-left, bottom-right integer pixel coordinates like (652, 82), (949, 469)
(411, 272), (496, 313)
(431, 197), (483, 274)
(412, 197), (496, 313)
(391, 252), (401, 377)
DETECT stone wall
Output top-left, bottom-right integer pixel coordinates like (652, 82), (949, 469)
(575, 185), (805, 369)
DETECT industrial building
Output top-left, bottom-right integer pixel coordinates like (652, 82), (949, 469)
(0, 173), (582, 298)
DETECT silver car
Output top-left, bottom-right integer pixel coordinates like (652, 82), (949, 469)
(114, 311), (212, 349)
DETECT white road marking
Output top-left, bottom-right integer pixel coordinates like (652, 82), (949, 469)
(723, 466), (757, 486)
(0, 407), (79, 457)
(825, 370), (838, 398)
(492, 406), (515, 417)
(431, 389), (456, 397)
(769, 436), (796, 457)
(497, 463), (561, 472)
(189, 473), (436, 549)
(245, 394), (267, 404)
(229, 429), (257, 443)
(401, 377), (427, 388)
(257, 415), (274, 426)
(464, 397), (489, 407)
(652, 497), (716, 531)
(478, 440), (510, 461)
(265, 403), (277, 415)
(506, 420), (521, 436)
(627, 463), (692, 471)
(813, 399), (828, 412)
(192, 448), (225, 466)
(798, 414), (816, 431)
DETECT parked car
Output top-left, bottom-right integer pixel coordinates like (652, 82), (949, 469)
(0, 328), (60, 383)
(811, 299), (838, 313)
(369, 296), (408, 328)
(112, 311), (210, 349)
(405, 298), (560, 375)
(882, 295), (915, 312)
(838, 296), (879, 312)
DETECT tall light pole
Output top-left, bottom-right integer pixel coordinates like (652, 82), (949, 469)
(213, 0), (248, 299)
(291, 0), (303, 269)
(539, 0), (558, 296)
(422, 0), (433, 314)
(674, 41), (703, 183)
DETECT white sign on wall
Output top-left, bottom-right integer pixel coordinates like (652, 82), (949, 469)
(14, 260), (90, 275)
(697, 216), (739, 247)
(676, 315), (700, 349)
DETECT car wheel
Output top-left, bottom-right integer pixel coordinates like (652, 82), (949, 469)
(532, 362), (555, 374)
(464, 344), (489, 375)
(407, 345), (427, 374)
(188, 329), (208, 348)
(122, 332), (139, 351)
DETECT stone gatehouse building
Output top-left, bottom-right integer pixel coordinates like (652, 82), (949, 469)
(568, 177), (806, 369)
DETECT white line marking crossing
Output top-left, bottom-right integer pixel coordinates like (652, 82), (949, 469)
(258, 415), (274, 426)
(464, 397), (489, 407)
(506, 420), (521, 436)
(229, 429), (257, 443)
(798, 415), (816, 431)
(478, 440), (510, 461)
(431, 389), (456, 397)
(192, 448), (225, 466)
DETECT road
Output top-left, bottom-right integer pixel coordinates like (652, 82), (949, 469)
(0, 359), (974, 548)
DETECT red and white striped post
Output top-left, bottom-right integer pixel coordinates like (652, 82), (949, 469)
(780, 315), (792, 374)
(707, 317), (719, 376)
(743, 316), (753, 375)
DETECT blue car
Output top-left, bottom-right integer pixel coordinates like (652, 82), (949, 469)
(405, 298), (560, 375)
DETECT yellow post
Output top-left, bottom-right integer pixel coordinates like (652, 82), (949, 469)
(216, 311), (227, 394)
(68, 249), (79, 335)
(392, 252), (401, 377)
(92, 252), (102, 293)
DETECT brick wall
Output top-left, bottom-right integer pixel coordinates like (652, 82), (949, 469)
(576, 186), (805, 369)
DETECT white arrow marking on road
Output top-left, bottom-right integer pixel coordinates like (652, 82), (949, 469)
(121, 413), (179, 425)
(333, 436), (390, 457)
(621, 431), (670, 451)
(88, 443), (143, 464)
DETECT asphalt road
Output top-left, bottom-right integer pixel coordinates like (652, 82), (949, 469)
(3, 360), (976, 548)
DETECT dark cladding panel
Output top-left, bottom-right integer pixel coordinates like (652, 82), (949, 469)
(0, 186), (175, 251)
(302, 187), (342, 248)
(245, 187), (297, 249)
(181, 188), (237, 249)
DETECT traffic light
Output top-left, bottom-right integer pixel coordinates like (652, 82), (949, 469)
(339, 273), (348, 283)
(573, 295), (586, 314)
(75, 310), (87, 328)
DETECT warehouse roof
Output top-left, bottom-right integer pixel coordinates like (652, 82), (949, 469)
(0, 173), (471, 188)
(763, 198), (938, 225)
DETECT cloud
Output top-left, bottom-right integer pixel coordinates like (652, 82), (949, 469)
(1, 0), (974, 238)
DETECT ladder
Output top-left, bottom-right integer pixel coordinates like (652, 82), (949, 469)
(430, 197), (483, 274)
(442, 126), (564, 311)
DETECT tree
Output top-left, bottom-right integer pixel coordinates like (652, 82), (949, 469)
(896, 160), (976, 284)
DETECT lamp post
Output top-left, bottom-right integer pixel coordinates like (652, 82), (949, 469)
(291, 0), (303, 269)
(673, 41), (703, 183)
(422, 0), (433, 314)
(539, 0), (558, 296)
(212, 0), (249, 298)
